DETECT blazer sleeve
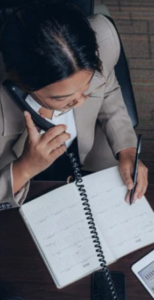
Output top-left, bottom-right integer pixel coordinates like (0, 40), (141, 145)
(0, 71), (30, 209)
(0, 162), (30, 210)
(98, 69), (137, 156)
(94, 15), (137, 154)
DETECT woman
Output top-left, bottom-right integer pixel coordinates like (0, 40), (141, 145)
(0, 0), (148, 209)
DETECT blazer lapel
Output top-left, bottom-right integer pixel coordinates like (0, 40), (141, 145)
(74, 72), (105, 164)
(0, 85), (25, 136)
(0, 85), (27, 158)
(12, 129), (28, 158)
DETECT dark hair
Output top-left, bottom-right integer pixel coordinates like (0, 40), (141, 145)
(0, 0), (102, 91)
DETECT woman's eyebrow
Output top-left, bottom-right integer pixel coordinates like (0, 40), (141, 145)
(49, 72), (95, 99)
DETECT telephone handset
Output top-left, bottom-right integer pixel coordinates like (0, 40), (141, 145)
(3, 79), (54, 132)
(3, 79), (125, 300)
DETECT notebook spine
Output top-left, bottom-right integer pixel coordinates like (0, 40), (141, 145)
(67, 151), (119, 300)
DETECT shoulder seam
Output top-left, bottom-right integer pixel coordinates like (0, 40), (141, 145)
(96, 15), (120, 64)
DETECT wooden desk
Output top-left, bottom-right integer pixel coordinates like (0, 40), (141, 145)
(0, 183), (153, 300)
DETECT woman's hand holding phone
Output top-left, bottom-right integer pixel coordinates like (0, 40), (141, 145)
(13, 111), (70, 194)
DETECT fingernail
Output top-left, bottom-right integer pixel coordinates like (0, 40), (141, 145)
(24, 111), (28, 117)
(127, 183), (133, 189)
(125, 197), (129, 203)
(134, 197), (137, 203)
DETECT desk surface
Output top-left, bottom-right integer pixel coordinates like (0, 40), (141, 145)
(0, 183), (154, 300)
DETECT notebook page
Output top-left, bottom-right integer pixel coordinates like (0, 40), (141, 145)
(83, 167), (154, 259)
(20, 182), (114, 288)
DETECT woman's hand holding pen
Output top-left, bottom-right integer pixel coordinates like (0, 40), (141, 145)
(118, 147), (148, 204)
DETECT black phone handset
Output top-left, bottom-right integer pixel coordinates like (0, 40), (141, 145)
(3, 79), (122, 300)
(3, 80), (55, 132)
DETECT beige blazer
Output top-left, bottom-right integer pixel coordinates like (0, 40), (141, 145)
(0, 14), (137, 209)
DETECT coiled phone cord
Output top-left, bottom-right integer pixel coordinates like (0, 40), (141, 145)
(67, 151), (119, 300)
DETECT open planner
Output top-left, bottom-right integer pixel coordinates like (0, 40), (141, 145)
(19, 166), (154, 288)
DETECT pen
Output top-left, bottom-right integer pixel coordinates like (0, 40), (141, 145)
(130, 134), (142, 205)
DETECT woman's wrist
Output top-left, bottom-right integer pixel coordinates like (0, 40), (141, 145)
(118, 147), (136, 159)
(13, 157), (33, 181)
(12, 158), (33, 195)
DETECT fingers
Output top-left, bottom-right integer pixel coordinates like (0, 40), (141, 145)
(36, 126), (41, 133)
(120, 167), (134, 190)
(24, 111), (39, 141)
(42, 124), (68, 144)
(119, 154), (148, 204)
(47, 132), (70, 153)
(124, 162), (148, 204)
(24, 111), (69, 149)
(49, 144), (66, 162)
(125, 190), (131, 203)
(131, 164), (148, 203)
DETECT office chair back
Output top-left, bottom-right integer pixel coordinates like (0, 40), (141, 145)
(105, 16), (138, 128)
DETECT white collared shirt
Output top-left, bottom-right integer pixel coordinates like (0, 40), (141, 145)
(25, 94), (77, 148)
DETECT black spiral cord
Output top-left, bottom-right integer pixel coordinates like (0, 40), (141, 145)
(67, 152), (119, 300)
